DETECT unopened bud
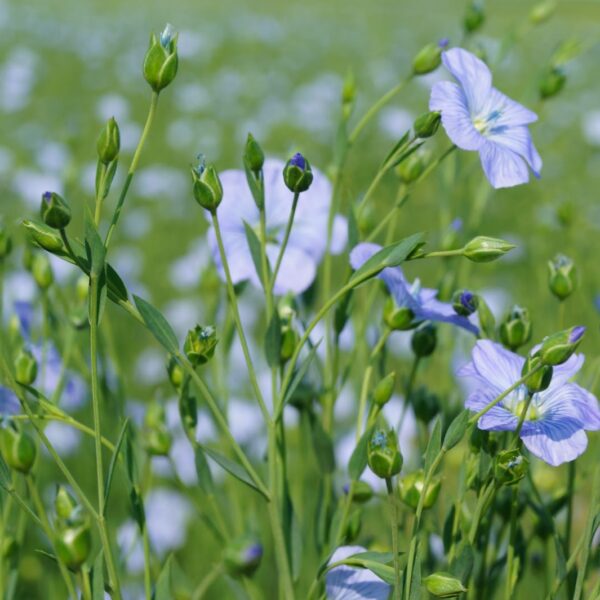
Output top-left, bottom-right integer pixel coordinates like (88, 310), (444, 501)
(191, 158), (223, 213)
(244, 133), (264, 173)
(22, 220), (65, 255)
(395, 149), (429, 183)
(344, 480), (373, 504)
(55, 523), (92, 571)
(540, 66), (566, 100)
(184, 325), (218, 366)
(40, 192), (71, 230)
(413, 111), (441, 138)
(167, 355), (184, 390)
(463, 236), (515, 263)
(521, 355), (553, 394)
(283, 153), (313, 193)
(372, 372), (396, 407)
(384, 297), (416, 331)
(14, 348), (37, 386)
(411, 387), (440, 424)
(0, 425), (37, 474)
(399, 469), (441, 511)
(367, 429), (402, 479)
(31, 254), (54, 289)
(452, 290), (478, 317)
(538, 326), (585, 366)
(464, 2), (485, 32)
(223, 536), (263, 578)
(530, 1), (556, 24)
(55, 486), (78, 520)
(143, 24), (179, 92)
(423, 572), (467, 598)
(411, 323), (437, 357)
(548, 254), (577, 301)
(413, 42), (443, 75)
(97, 117), (120, 164)
(494, 449), (528, 486)
(499, 305), (532, 351)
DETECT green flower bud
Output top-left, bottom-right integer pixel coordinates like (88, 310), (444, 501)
(452, 290), (478, 317)
(167, 356), (184, 390)
(411, 387), (440, 424)
(530, 1), (556, 24)
(413, 111), (441, 138)
(40, 191), (71, 230)
(143, 24), (179, 93)
(372, 372), (396, 407)
(411, 323), (437, 358)
(55, 486), (78, 521)
(244, 133), (264, 173)
(191, 159), (223, 213)
(344, 509), (362, 543)
(521, 355), (553, 394)
(395, 149), (429, 183)
(223, 536), (263, 578)
(423, 572), (467, 598)
(494, 449), (528, 486)
(31, 253), (54, 289)
(75, 275), (89, 302)
(142, 403), (172, 456)
(538, 326), (585, 366)
(548, 254), (577, 301)
(283, 153), (313, 193)
(280, 326), (297, 364)
(341, 70), (356, 118)
(0, 425), (37, 474)
(184, 325), (218, 366)
(464, 2), (485, 32)
(499, 305), (532, 351)
(345, 480), (373, 504)
(540, 66), (566, 100)
(96, 117), (120, 164)
(413, 42), (443, 75)
(22, 220), (65, 255)
(14, 348), (37, 386)
(463, 236), (515, 263)
(69, 306), (89, 331)
(55, 523), (92, 571)
(367, 429), (403, 479)
(399, 469), (441, 511)
(383, 297), (416, 331)
(0, 224), (12, 259)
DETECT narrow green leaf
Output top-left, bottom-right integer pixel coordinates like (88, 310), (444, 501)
(443, 410), (470, 451)
(155, 554), (173, 600)
(282, 342), (320, 407)
(347, 206), (359, 250)
(103, 418), (129, 511)
(243, 162), (264, 209)
(133, 295), (180, 355)
(0, 454), (10, 487)
(243, 220), (268, 286)
(349, 233), (425, 285)
(84, 216), (106, 278)
(201, 445), (268, 500)
(309, 416), (335, 474)
(449, 541), (474, 582)
(408, 541), (421, 600)
(340, 553), (398, 585)
(265, 309), (282, 368)
(92, 551), (105, 600)
(381, 131), (410, 167)
(389, 140), (425, 169)
(348, 425), (374, 481)
(102, 159), (118, 199)
(424, 417), (442, 473)
(194, 445), (215, 495)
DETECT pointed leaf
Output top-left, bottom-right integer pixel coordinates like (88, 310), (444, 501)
(104, 418), (129, 511)
(443, 410), (470, 451)
(194, 445), (215, 495)
(424, 417), (442, 473)
(348, 425), (374, 481)
(282, 342), (320, 407)
(309, 417), (335, 474)
(155, 554), (173, 600)
(243, 220), (268, 287)
(133, 295), (180, 355)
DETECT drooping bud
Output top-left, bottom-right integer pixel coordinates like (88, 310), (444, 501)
(244, 133), (265, 173)
(413, 111), (441, 138)
(383, 297), (416, 331)
(96, 117), (120, 164)
(31, 254), (54, 290)
(413, 42), (443, 75)
(184, 325), (218, 366)
(367, 429), (403, 479)
(547, 254), (577, 301)
(344, 480), (373, 504)
(499, 305), (532, 351)
(538, 326), (585, 366)
(423, 572), (467, 598)
(0, 223), (12, 259)
(463, 236), (515, 263)
(411, 387), (440, 424)
(411, 323), (437, 357)
(223, 536), (263, 578)
(494, 449), (528, 486)
(14, 348), (37, 386)
(55, 523), (92, 571)
(529, 1), (556, 25)
(0, 424), (37, 474)
(22, 220), (65, 255)
(372, 372), (396, 408)
(539, 66), (566, 100)
(40, 191), (71, 230)
(464, 2), (485, 32)
(142, 403), (172, 456)
(143, 24), (179, 92)
(521, 354), (553, 394)
(452, 290), (478, 317)
(399, 469), (441, 511)
(191, 157), (223, 213)
(283, 153), (313, 193)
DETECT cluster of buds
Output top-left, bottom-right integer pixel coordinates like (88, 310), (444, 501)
(53, 487), (92, 571)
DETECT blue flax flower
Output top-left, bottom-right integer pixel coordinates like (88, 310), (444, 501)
(349, 243), (478, 334)
(430, 47), (542, 189)
(206, 158), (347, 294)
(326, 545), (390, 600)
(459, 340), (600, 466)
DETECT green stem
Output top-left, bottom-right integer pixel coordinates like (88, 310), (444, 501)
(192, 562), (223, 600)
(564, 461), (576, 584)
(26, 475), (78, 600)
(271, 191), (300, 291)
(81, 569), (93, 600)
(504, 486), (519, 600)
(94, 162), (108, 226)
(142, 525), (152, 600)
(385, 478), (402, 600)
(104, 91), (159, 250)
(468, 481), (496, 546)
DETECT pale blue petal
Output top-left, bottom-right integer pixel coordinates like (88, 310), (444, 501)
(484, 87), (538, 127)
(212, 168), (259, 229)
(430, 81), (484, 151)
(418, 295), (479, 334)
(487, 125), (542, 177)
(441, 48), (492, 113)
(330, 215), (348, 255)
(547, 353), (584, 389)
(13, 301), (34, 338)
(0, 387), (20, 415)
(564, 385), (600, 430)
(465, 389), (518, 431)
(471, 340), (524, 393)
(479, 140), (530, 189)
(326, 546), (391, 600)
(521, 426), (587, 466)
(349, 243), (381, 270)
(267, 244), (317, 295)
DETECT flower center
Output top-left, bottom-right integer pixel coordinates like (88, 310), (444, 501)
(472, 110), (502, 136)
(503, 385), (541, 421)
(513, 399), (539, 421)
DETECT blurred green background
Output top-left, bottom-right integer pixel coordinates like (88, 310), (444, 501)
(1, 0), (600, 597)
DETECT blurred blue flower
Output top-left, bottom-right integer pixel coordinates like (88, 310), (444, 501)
(349, 243), (478, 334)
(0, 387), (19, 415)
(326, 545), (391, 600)
(459, 340), (600, 466)
(430, 48), (542, 189)
(206, 158), (347, 294)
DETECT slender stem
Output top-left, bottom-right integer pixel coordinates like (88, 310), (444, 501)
(468, 481), (496, 545)
(504, 486), (519, 600)
(210, 211), (271, 423)
(81, 569), (93, 600)
(271, 191), (300, 291)
(94, 162), (107, 226)
(192, 562), (223, 600)
(511, 391), (533, 445)
(26, 475), (78, 600)
(1, 483), (43, 528)
(564, 461), (576, 568)
(142, 525), (152, 600)
(104, 91), (159, 250)
(385, 478), (401, 600)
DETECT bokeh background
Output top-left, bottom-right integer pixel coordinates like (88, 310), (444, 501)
(1, 0), (600, 597)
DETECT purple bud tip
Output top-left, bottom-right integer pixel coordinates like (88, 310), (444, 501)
(451, 217), (463, 231)
(289, 152), (306, 170)
(438, 38), (450, 48)
(343, 483), (350, 495)
(460, 291), (475, 309)
(244, 543), (263, 563)
(570, 326), (585, 343)
(42, 191), (52, 202)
